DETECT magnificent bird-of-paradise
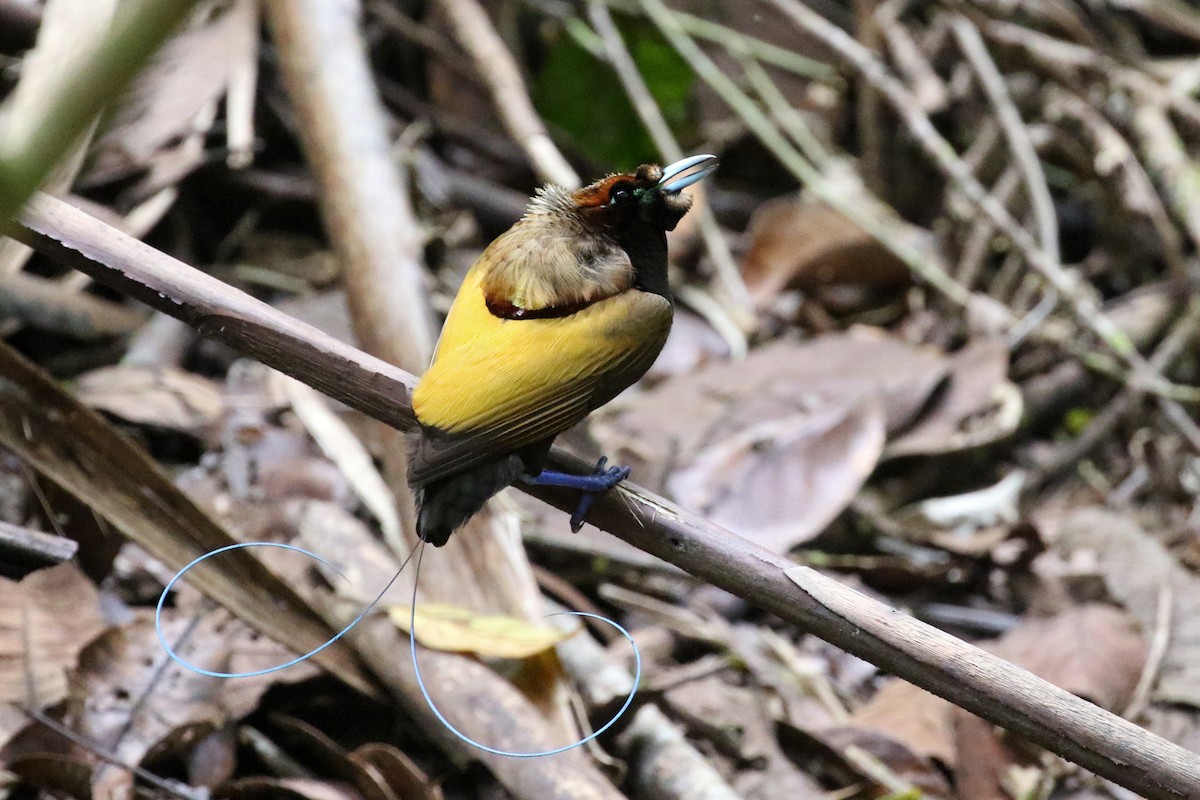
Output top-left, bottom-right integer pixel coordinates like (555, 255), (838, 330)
(158, 158), (719, 758)
(410, 154), (719, 545)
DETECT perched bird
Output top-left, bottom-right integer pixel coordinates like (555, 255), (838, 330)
(409, 154), (719, 545)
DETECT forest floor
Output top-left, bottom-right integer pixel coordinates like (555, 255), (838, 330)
(3, 1), (1200, 799)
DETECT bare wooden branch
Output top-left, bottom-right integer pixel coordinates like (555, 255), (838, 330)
(619, 705), (743, 800)
(15, 192), (1200, 800)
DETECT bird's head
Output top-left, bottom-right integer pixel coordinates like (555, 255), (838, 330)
(482, 155), (719, 310)
(567, 154), (719, 233)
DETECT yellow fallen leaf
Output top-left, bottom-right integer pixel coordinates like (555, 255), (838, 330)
(388, 604), (579, 659)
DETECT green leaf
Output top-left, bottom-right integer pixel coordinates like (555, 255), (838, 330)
(533, 16), (694, 169)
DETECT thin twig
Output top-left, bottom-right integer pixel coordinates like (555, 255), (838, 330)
(0, 271), (147, 338)
(978, 15), (1200, 133)
(0, 521), (77, 570)
(593, 0), (837, 82)
(875, 0), (948, 113)
(438, 0), (579, 188)
(1032, 297), (1200, 485)
(737, 54), (832, 167)
(1042, 86), (1187, 279)
(16, 193), (1200, 800)
(1132, 102), (1200, 253)
(636, 0), (987, 316)
(586, 2), (678, 165)
(950, 14), (1059, 263)
(1109, 0), (1200, 43)
(1123, 585), (1173, 721)
(760, 0), (1200, 448)
(22, 709), (203, 800)
(955, 167), (1020, 289)
(586, 0), (754, 345)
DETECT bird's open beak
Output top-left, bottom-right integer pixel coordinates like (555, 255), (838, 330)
(657, 154), (719, 194)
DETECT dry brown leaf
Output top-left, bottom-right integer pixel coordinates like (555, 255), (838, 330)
(265, 714), (357, 779)
(72, 609), (317, 800)
(5, 753), (95, 799)
(592, 329), (945, 550)
(815, 724), (953, 798)
(886, 338), (1022, 458)
(594, 329), (945, 470)
(262, 715), (439, 800)
(845, 679), (957, 768)
(949, 707), (1025, 800)
(667, 401), (885, 551)
(741, 195), (910, 305)
(388, 603), (576, 659)
(0, 563), (105, 716)
(350, 742), (443, 800)
(75, 364), (224, 435)
(987, 604), (1146, 711)
(219, 776), (365, 800)
(85, 0), (260, 188)
(188, 726), (238, 787)
(1045, 508), (1196, 705)
(0, 339), (373, 696)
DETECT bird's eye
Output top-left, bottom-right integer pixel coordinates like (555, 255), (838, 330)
(608, 182), (635, 206)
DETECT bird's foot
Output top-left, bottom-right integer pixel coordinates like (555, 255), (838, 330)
(522, 457), (631, 532)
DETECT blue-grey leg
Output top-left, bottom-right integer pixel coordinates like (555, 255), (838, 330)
(522, 457), (631, 531)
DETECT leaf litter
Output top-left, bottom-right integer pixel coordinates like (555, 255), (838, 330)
(6, 3), (1200, 799)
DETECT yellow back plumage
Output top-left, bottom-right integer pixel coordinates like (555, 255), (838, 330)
(410, 255), (671, 485)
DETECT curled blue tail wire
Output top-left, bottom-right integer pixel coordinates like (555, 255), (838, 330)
(156, 538), (641, 758)
(408, 541), (642, 758)
(155, 541), (414, 679)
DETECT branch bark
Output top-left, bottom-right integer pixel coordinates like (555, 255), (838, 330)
(13, 193), (1200, 800)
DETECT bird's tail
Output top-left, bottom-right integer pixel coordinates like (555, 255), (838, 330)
(413, 455), (525, 545)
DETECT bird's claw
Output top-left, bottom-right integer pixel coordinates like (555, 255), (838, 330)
(522, 457), (632, 532)
(591, 457), (631, 488)
(569, 458), (631, 531)
(564, 455), (628, 532)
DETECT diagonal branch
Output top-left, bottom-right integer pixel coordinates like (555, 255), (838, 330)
(11, 193), (1200, 800)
